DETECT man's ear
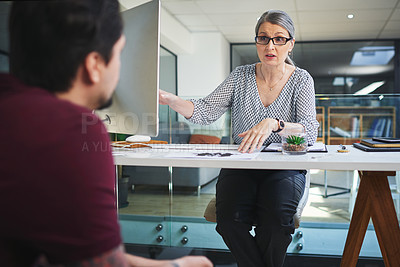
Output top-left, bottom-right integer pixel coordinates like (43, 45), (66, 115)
(83, 52), (104, 84)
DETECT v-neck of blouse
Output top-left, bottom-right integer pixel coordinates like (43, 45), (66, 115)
(252, 63), (297, 109)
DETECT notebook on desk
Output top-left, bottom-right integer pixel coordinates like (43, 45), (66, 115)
(262, 142), (328, 153)
(353, 142), (400, 152)
(360, 138), (400, 148)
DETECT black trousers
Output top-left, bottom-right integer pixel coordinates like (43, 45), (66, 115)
(215, 169), (306, 267)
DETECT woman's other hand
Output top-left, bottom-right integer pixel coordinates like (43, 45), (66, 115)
(238, 118), (277, 153)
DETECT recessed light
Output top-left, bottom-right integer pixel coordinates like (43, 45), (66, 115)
(347, 14), (354, 19)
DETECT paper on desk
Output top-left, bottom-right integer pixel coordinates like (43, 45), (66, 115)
(164, 149), (261, 160)
(264, 142), (327, 152)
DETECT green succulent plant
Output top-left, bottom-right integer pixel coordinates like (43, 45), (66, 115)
(286, 135), (306, 145)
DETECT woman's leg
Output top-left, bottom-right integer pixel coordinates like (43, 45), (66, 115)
(254, 170), (306, 267)
(215, 169), (265, 267)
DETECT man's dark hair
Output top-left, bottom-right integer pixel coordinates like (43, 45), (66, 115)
(9, 0), (123, 93)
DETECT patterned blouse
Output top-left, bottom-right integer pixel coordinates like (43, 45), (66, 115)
(187, 63), (319, 145)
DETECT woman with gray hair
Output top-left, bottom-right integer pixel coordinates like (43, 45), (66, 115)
(160, 10), (319, 267)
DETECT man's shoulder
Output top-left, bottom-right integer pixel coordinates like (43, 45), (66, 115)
(0, 75), (107, 152)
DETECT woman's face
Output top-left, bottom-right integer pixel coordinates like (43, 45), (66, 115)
(256, 22), (294, 67)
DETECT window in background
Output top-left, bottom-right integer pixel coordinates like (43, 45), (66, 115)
(231, 40), (400, 140)
(231, 40), (397, 95)
(293, 41), (395, 95)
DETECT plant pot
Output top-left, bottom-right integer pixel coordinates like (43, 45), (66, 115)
(282, 133), (307, 155)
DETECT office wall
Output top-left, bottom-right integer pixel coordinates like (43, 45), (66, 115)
(160, 19), (230, 98)
(177, 32), (230, 98)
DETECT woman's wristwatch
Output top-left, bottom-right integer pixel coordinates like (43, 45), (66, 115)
(272, 118), (285, 133)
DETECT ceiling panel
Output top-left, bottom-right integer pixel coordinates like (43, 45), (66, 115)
(295, 0), (398, 11)
(300, 31), (379, 41)
(383, 20), (400, 30)
(186, 25), (219, 32)
(225, 34), (255, 43)
(297, 9), (393, 24)
(391, 8), (400, 20)
(217, 25), (255, 36)
(161, 1), (201, 14)
(207, 13), (262, 27)
(175, 14), (213, 26)
(300, 21), (386, 34)
(195, 0), (296, 14)
(380, 29), (400, 39)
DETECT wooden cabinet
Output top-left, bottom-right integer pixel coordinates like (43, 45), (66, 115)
(327, 106), (396, 145)
(316, 106), (325, 143)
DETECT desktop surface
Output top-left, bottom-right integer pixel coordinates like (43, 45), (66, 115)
(113, 145), (400, 171)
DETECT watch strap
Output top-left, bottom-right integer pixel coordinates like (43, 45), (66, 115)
(272, 118), (284, 133)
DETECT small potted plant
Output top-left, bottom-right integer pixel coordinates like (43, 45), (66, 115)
(282, 133), (307, 155)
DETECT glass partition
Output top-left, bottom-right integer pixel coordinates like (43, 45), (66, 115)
(118, 46), (178, 247)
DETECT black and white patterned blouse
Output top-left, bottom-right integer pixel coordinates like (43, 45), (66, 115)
(187, 63), (319, 145)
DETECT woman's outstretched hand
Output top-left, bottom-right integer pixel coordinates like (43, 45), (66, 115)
(159, 89), (177, 105)
(238, 118), (277, 153)
(158, 89), (195, 119)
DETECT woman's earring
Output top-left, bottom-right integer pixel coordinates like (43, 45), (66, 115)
(289, 51), (292, 56)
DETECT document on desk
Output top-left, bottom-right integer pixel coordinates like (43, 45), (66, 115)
(163, 148), (262, 160)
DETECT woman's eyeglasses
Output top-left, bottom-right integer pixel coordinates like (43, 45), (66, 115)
(255, 36), (292, 46)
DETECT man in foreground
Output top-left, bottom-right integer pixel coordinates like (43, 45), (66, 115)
(0, 1), (212, 266)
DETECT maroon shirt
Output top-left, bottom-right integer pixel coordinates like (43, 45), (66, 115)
(0, 74), (121, 265)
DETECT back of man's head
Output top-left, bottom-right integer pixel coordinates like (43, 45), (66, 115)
(9, 0), (123, 93)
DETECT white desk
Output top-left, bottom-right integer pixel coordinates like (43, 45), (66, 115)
(114, 145), (400, 266)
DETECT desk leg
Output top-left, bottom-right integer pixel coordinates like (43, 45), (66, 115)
(341, 171), (400, 267)
(340, 171), (372, 267)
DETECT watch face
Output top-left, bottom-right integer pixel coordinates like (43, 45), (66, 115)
(279, 120), (285, 128)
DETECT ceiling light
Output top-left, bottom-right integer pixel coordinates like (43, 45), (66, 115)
(353, 81), (385, 95)
(350, 46), (395, 66)
(347, 14), (354, 19)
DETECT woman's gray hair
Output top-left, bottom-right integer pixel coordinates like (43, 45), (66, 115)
(255, 10), (295, 65)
